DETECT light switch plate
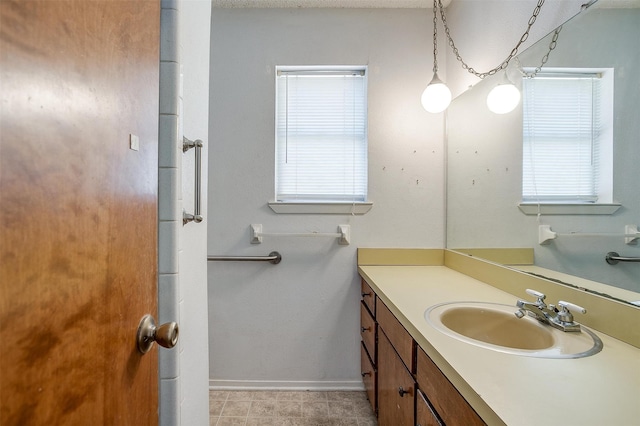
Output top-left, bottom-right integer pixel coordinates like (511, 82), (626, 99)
(130, 134), (140, 151)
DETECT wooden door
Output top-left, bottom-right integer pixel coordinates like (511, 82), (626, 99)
(0, 1), (160, 425)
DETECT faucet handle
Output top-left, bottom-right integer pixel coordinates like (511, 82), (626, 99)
(556, 301), (586, 325)
(525, 289), (546, 305)
(558, 301), (586, 315)
(526, 288), (546, 299)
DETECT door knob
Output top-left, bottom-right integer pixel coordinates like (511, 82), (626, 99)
(136, 314), (179, 354)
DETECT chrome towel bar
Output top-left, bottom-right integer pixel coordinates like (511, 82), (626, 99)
(605, 252), (640, 265)
(183, 136), (203, 225)
(207, 251), (282, 265)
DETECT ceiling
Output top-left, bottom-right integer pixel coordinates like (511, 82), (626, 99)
(213, 0), (452, 8)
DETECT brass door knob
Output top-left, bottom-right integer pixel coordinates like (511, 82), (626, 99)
(136, 314), (179, 354)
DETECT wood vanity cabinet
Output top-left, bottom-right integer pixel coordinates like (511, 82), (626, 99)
(360, 278), (486, 426)
(360, 280), (377, 414)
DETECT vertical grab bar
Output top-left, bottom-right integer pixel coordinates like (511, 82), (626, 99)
(183, 136), (203, 225)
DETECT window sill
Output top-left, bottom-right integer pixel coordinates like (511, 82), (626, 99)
(268, 201), (373, 215)
(518, 203), (621, 215)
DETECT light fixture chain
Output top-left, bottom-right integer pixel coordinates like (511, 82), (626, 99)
(437, 0), (547, 79)
(432, 0), (439, 73)
(518, 25), (563, 78)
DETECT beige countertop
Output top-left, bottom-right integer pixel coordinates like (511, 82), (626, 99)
(358, 264), (640, 426)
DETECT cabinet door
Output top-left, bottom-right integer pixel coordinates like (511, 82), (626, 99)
(377, 331), (414, 426)
(361, 279), (376, 315)
(416, 348), (485, 426)
(360, 301), (376, 360)
(377, 299), (414, 371)
(416, 389), (442, 426)
(360, 342), (376, 414)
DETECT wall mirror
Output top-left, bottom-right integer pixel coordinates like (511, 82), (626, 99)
(446, 0), (640, 305)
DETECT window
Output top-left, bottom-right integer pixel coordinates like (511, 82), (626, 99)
(274, 66), (368, 211)
(522, 70), (613, 206)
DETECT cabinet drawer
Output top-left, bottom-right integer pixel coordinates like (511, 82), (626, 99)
(416, 347), (485, 426)
(377, 299), (414, 371)
(360, 301), (376, 360)
(360, 342), (377, 414)
(416, 389), (442, 426)
(377, 331), (414, 426)
(361, 279), (376, 316)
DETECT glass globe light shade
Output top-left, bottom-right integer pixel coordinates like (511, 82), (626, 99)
(421, 74), (452, 113)
(486, 83), (521, 114)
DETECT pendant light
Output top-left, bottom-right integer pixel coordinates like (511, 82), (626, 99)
(421, 0), (451, 113)
(486, 71), (521, 114)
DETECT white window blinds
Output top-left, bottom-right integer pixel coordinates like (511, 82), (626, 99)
(522, 73), (602, 203)
(275, 68), (367, 202)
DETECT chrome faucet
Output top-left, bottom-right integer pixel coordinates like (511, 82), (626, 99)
(515, 289), (586, 332)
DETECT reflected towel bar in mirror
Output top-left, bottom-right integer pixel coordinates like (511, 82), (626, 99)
(539, 225), (639, 245)
(605, 252), (640, 265)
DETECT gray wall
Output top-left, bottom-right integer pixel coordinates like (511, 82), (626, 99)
(208, 8), (446, 388)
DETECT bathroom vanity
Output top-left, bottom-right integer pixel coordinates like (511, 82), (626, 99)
(361, 278), (484, 426)
(358, 249), (640, 426)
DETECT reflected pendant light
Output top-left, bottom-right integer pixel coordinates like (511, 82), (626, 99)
(487, 72), (521, 114)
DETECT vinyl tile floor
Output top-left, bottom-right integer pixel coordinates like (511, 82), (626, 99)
(209, 390), (377, 426)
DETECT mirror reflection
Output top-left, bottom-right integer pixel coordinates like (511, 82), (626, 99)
(446, 0), (640, 304)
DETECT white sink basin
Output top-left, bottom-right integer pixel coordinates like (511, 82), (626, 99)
(425, 302), (603, 358)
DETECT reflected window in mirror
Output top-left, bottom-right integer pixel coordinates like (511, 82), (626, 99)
(522, 69), (613, 204)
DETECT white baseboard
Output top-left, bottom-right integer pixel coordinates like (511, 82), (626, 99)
(209, 379), (365, 391)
